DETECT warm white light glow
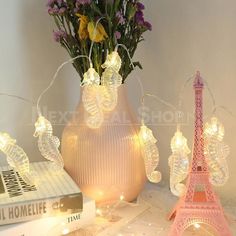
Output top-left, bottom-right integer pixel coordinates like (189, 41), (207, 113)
(101, 51), (122, 72)
(194, 223), (201, 229)
(204, 117), (224, 141)
(34, 116), (64, 169)
(139, 125), (161, 183)
(62, 228), (70, 235)
(82, 67), (100, 86)
(120, 195), (125, 201)
(204, 117), (229, 186)
(169, 130), (190, 197)
(0, 132), (35, 185)
(96, 208), (102, 216)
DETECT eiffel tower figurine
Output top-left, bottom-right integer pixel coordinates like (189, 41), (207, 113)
(168, 71), (232, 236)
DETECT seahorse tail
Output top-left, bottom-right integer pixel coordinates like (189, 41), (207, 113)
(170, 181), (186, 197)
(147, 171), (162, 183)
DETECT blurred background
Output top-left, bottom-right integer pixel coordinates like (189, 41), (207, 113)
(0, 0), (235, 204)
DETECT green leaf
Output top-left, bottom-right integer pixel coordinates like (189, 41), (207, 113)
(114, 0), (121, 13)
(132, 61), (143, 70)
(91, 2), (102, 15)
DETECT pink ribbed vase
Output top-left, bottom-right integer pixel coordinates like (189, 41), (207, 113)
(61, 85), (147, 204)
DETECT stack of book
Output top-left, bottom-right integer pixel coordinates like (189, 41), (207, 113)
(0, 161), (96, 236)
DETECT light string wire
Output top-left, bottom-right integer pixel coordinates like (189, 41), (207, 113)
(36, 54), (91, 116)
(140, 93), (178, 126)
(115, 43), (144, 100)
(0, 93), (34, 105)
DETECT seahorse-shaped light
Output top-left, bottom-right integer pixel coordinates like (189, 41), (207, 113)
(204, 117), (229, 186)
(0, 132), (35, 185)
(82, 67), (104, 129)
(101, 51), (122, 112)
(34, 116), (64, 169)
(101, 51), (122, 73)
(169, 130), (190, 197)
(139, 125), (161, 183)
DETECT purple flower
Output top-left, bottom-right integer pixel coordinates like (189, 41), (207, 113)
(76, 0), (91, 5)
(48, 7), (59, 14)
(135, 10), (144, 24)
(47, 0), (63, 6)
(59, 7), (66, 14)
(137, 2), (145, 11)
(115, 31), (121, 40)
(116, 11), (125, 24)
(135, 9), (152, 31)
(73, 7), (80, 13)
(144, 21), (152, 31)
(53, 30), (67, 42)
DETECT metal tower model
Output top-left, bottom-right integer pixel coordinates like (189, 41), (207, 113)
(168, 71), (232, 236)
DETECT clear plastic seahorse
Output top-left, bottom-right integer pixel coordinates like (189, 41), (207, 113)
(168, 130), (190, 197)
(82, 85), (104, 129)
(0, 132), (35, 185)
(101, 51), (122, 73)
(34, 116), (64, 170)
(101, 51), (122, 111)
(139, 124), (162, 183)
(204, 117), (230, 186)
(82, 67), (104, 129)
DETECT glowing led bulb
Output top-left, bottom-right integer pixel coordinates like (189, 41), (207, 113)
(101, 69), (122, 88)
(101, 51), (122, 72)
(204, 117), (224, 141)
(169, 130), (190, 197)
(204, 117), (229, 186)
(34, 116), (64, 169)
(0, 132), (35, 185)
(81, 67), (100, 86)
(120, 194), (125, 201)
(194, 223), (201, 229)
(62, 228), (70, 235)
(101, 51), (122, 87)
(139, 125), (161, 183)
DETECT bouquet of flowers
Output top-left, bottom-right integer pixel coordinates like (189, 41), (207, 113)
(47, 0), (151, 83)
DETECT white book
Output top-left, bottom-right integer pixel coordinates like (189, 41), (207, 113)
(0, 197), (95, 236)
(0, 161), (83, 225)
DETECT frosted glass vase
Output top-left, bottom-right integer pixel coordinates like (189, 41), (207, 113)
(61, 85), (147, 204)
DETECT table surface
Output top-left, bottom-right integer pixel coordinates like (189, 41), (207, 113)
(67, 183), (236, 236)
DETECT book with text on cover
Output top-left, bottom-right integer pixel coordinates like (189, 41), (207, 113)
(0, 197), (95, 236)
(0, 161), (82, 225)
